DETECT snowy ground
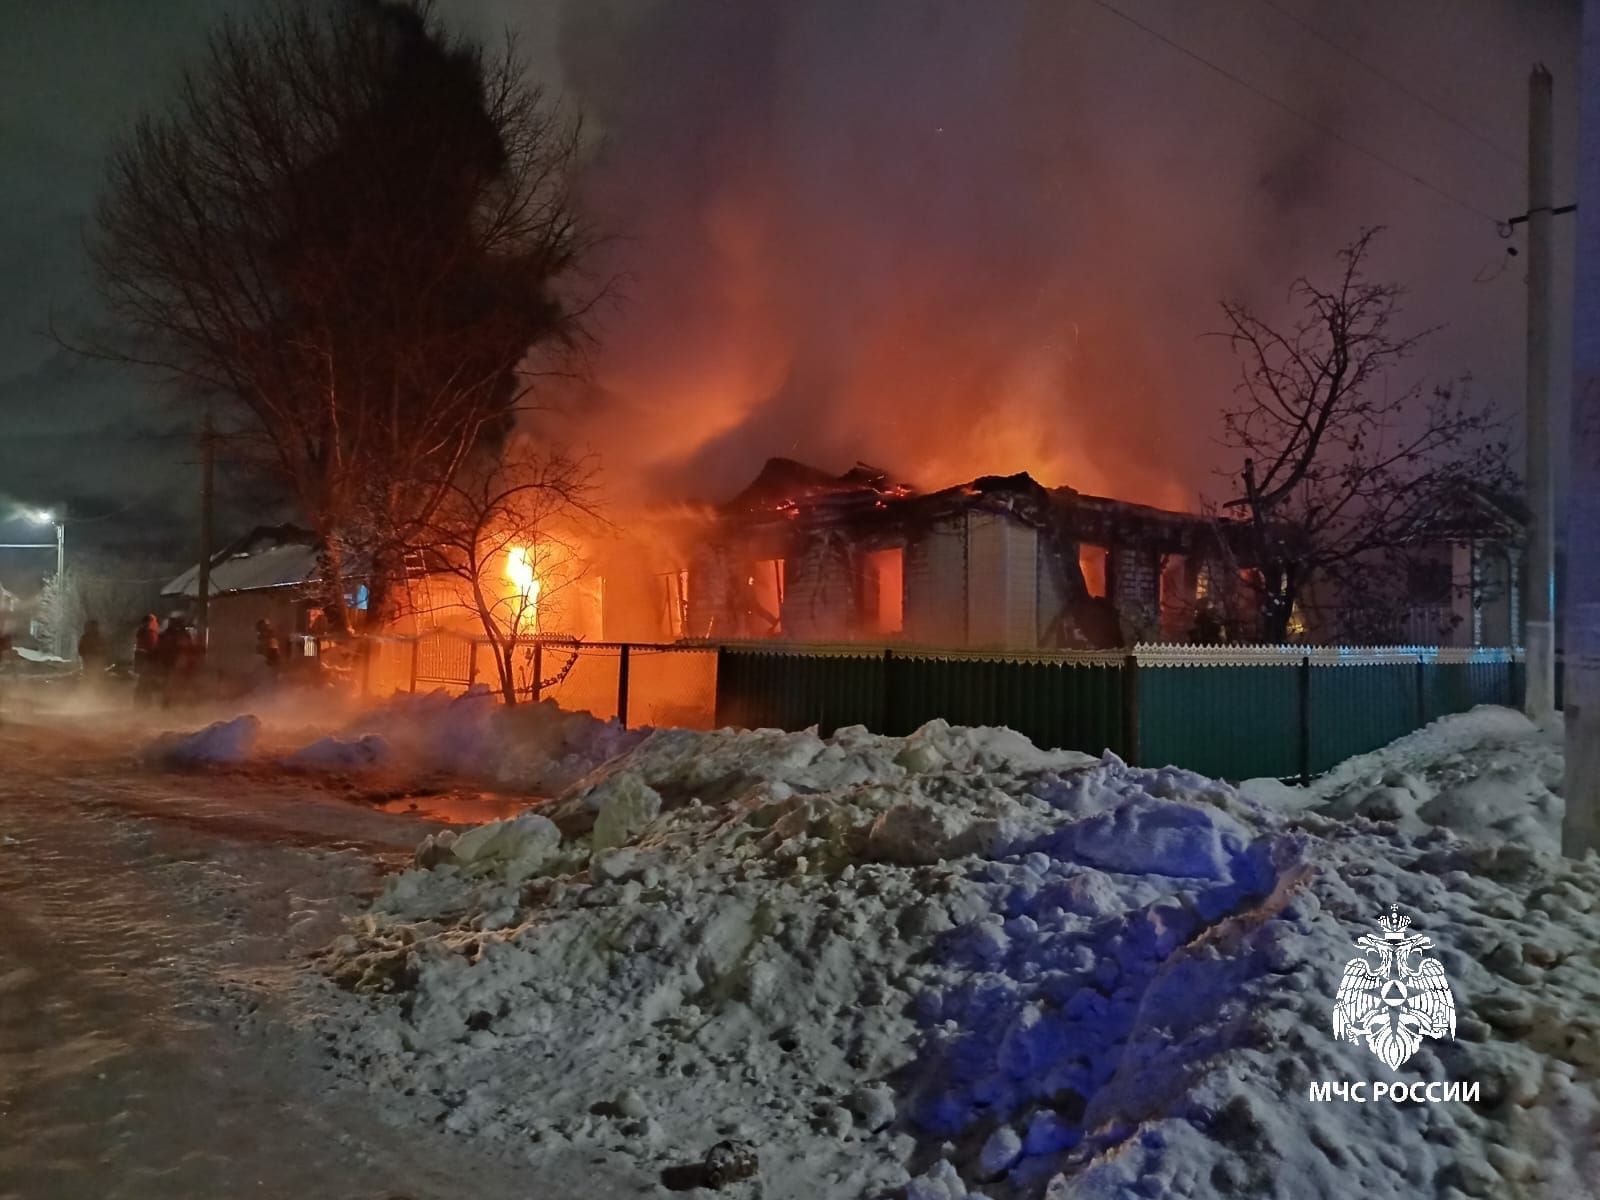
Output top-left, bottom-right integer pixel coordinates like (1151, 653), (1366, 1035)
(302, 705), (1599, 1199)
(0, 711), (628, 1199)
(4, 692), (1597, 1199)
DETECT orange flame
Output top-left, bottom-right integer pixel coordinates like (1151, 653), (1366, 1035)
(505, 546), (541, 630)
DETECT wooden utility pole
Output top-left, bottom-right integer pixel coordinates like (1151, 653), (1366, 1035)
(1526, 65), (1558, 721)
(197, 405), (215, 647)
(1565, 3), (1600, 856)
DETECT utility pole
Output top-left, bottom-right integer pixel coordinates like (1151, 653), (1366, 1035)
(1526, 64), (1558, 721)
(1565, 2), (1600, 856)
(197, 405), (215, 647)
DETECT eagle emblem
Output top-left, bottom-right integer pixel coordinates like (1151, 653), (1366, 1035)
(1331, 904), (1456, 1071)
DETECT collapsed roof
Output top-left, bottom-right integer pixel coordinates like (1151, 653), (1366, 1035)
(718, 457), (1252, 559)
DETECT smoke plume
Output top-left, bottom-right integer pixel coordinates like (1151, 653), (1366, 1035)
(482, 0), (1579, 509)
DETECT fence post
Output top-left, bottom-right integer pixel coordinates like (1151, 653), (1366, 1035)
(532, 640), (543, 703)
(617, 643), (631, 728)
(713, 646), (727, 727)
(1298, 654), (1312, 785)
(468, 639), (479, 688)
(1415, 654), (1427, 727)
(408, 638), (420, 694)
(881, 647), (895, 735)
(1121, 651), (1141, 766)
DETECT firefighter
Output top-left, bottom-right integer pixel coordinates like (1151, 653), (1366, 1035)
(255, 618), (282, 671)
(156, 616), (196, 707)
(133, 614), (161, 704)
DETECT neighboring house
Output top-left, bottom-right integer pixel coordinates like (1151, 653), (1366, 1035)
(1295, 483), (1527, 648)
(1423, 484), (1527, 648)
(162, 525), (342, 671)
(597, 458), (1264, 650)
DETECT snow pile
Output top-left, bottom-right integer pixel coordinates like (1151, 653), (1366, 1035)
(286, 733), (391, 771)
(144, 715), (262, 768)
(1244, 707), (1565, 852)
(315, 713), (1600, 1199)
(283, 686), (643, 794)
(147, 686), (644, 796)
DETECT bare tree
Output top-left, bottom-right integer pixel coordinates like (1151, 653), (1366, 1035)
(1215, 228), (1515, 642)
(419, 443), (598, 704)
(34, 561), (171, 660)
(86, 0), (594, 628)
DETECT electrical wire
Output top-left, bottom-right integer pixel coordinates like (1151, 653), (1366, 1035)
(1081, 0), (1505, 226)
(1253, 0), (1524, 168)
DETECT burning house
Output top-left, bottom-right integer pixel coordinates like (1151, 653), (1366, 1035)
(602, 458), (1262, 650)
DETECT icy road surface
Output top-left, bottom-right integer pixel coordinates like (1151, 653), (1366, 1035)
(0, 717), (603, 1200)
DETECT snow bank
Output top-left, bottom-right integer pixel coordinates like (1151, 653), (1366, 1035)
(314, 713), (1600, 1198)
(1245, 707), (1565, 852)
(283, 686), (643, 793)
(147, 686), (644, 796)
(144, 715), (262, 768)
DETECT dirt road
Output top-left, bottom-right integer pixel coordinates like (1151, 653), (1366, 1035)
(0, 717), (549, 1200)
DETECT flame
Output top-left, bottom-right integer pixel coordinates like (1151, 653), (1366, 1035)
(505, 546), (541, 629)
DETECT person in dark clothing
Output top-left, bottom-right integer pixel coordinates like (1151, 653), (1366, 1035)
(78, 619), (108, 681)
(255, 619), (282, 671)
(1189, 604), (1225, 645)
(134, 614), (161, 704)
(156, 617), (195, 708)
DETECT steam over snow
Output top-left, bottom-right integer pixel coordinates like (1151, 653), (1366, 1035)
(144, 686), (645, 794)
(314, 711), (1600, 1198)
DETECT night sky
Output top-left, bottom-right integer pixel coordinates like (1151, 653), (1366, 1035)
(0, 0), (1581, 589)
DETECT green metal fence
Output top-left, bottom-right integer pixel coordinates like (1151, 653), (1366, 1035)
(714, 647), (887, 734)
(713, 643), (1523, 782)
(715, 646), (1129, 755)
(885, 652), (1127, 755)
(1136, 660), (1302, 781)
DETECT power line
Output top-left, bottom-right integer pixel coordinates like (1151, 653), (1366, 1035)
(1081, 0), (1505, 226)
(1254, 0), (1524, 168)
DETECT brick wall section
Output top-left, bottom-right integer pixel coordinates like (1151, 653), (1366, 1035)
(904, 518), (967, 644)
(966, 512), (1039, 648)
(781, 534), (858, 640)
(1111, 546), (1161, 642)
(686, 544), (732, 638)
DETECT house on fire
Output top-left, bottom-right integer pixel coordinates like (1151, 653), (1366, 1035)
(617, 458), (1263, 650)
(164, 461), (1527, 662)
(602, 458), (1528, 651)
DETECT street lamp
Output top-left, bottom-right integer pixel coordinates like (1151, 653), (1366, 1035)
(27, 510), (64, 579)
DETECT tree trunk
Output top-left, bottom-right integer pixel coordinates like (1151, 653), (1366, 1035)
(1259, 566), (1296, 642)
(319, 535), (349, 633)
(364, 547), (400, 632)
(469, 571), (518, 705)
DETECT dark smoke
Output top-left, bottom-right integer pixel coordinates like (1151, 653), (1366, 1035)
(463, 0), (1580, 509)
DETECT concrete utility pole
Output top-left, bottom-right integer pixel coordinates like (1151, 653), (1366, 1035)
(1526, 64), (1558, 721)
(1565, 2), (1600, 857)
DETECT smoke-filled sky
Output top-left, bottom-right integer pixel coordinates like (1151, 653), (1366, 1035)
(527, 0), (1580, 508)
(0, 0), (1582, 575)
